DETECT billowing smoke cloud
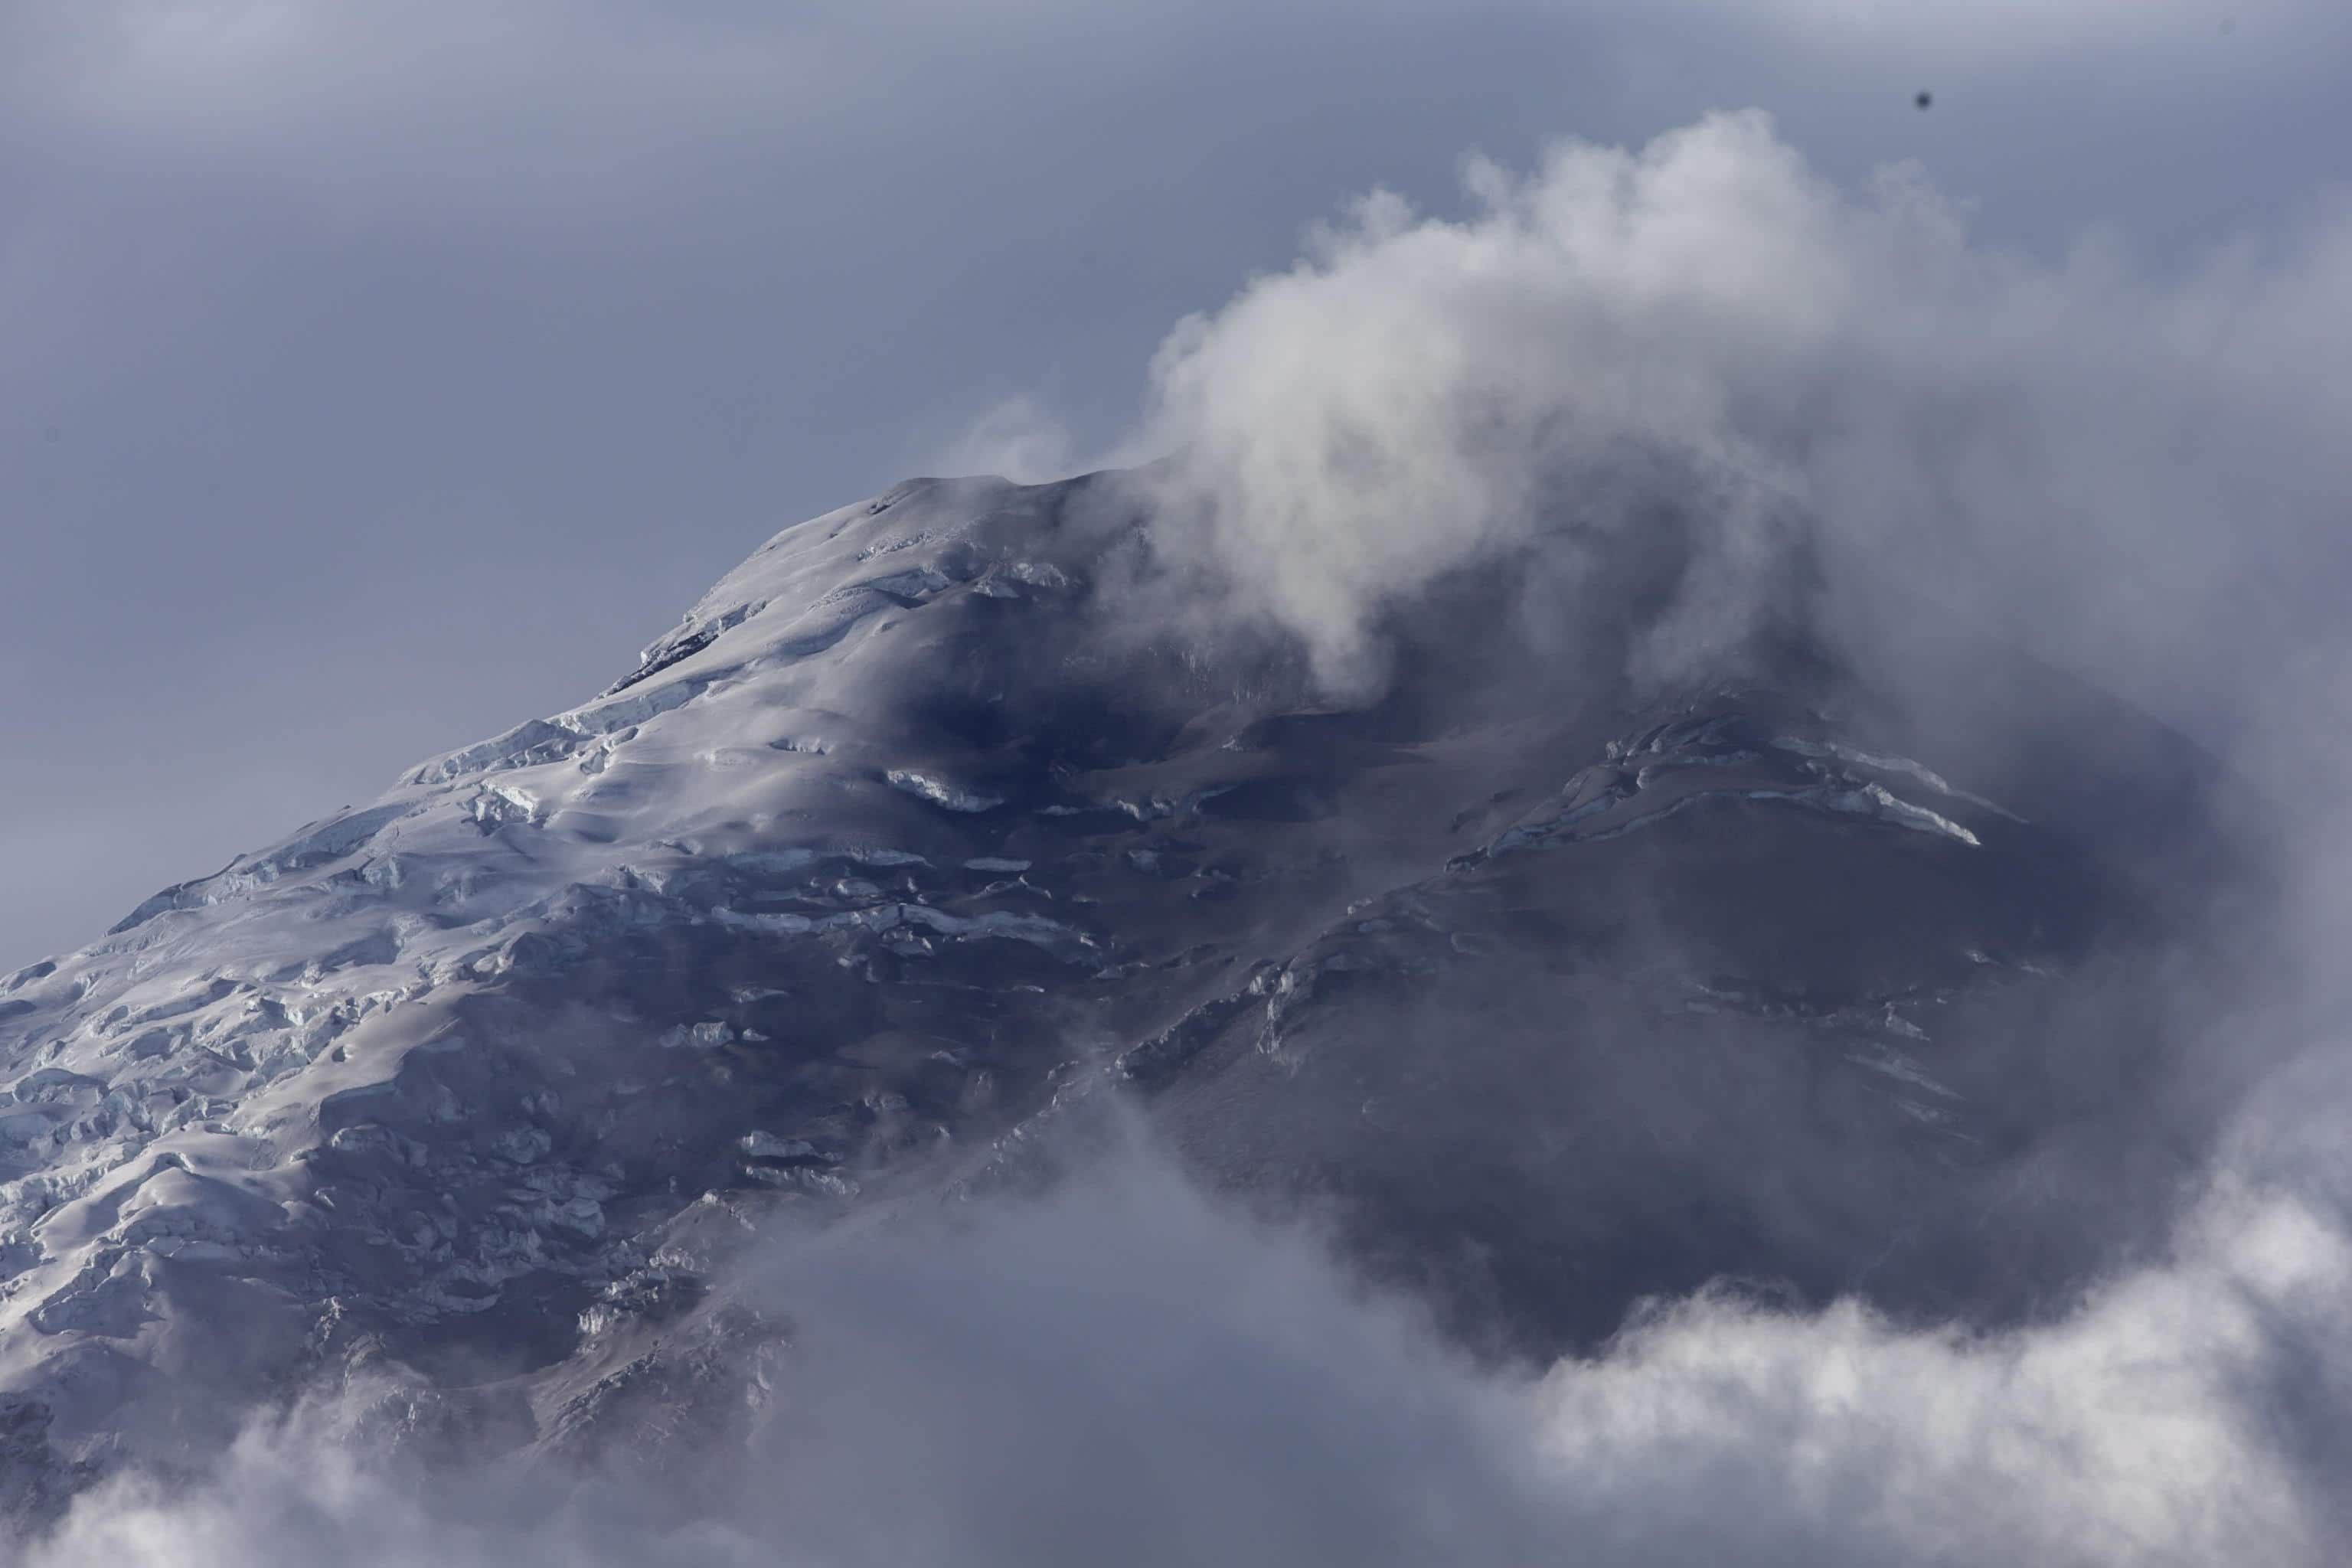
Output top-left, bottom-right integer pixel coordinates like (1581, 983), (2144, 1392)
(1116, 109), (2352, 742)
(21, 112), (2352, 1564)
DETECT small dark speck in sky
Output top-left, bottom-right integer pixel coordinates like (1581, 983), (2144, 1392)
(1915, 90), (1933, 109)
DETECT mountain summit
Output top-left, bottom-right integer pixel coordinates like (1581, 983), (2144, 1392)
(0, 471), (2246, 1522)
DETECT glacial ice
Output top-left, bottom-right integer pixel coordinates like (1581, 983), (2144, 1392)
(884, 770), (1005, 813)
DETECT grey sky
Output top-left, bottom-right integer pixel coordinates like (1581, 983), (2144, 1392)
(3, 1), (2346, 969)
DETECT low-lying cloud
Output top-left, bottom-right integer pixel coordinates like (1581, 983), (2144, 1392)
(22, 1119), (2352, 1566)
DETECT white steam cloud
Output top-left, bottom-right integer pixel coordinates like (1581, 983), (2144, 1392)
(1107, 109), (2352, 737)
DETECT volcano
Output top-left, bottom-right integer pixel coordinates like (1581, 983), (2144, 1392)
(0, 469), (2251, 1522)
